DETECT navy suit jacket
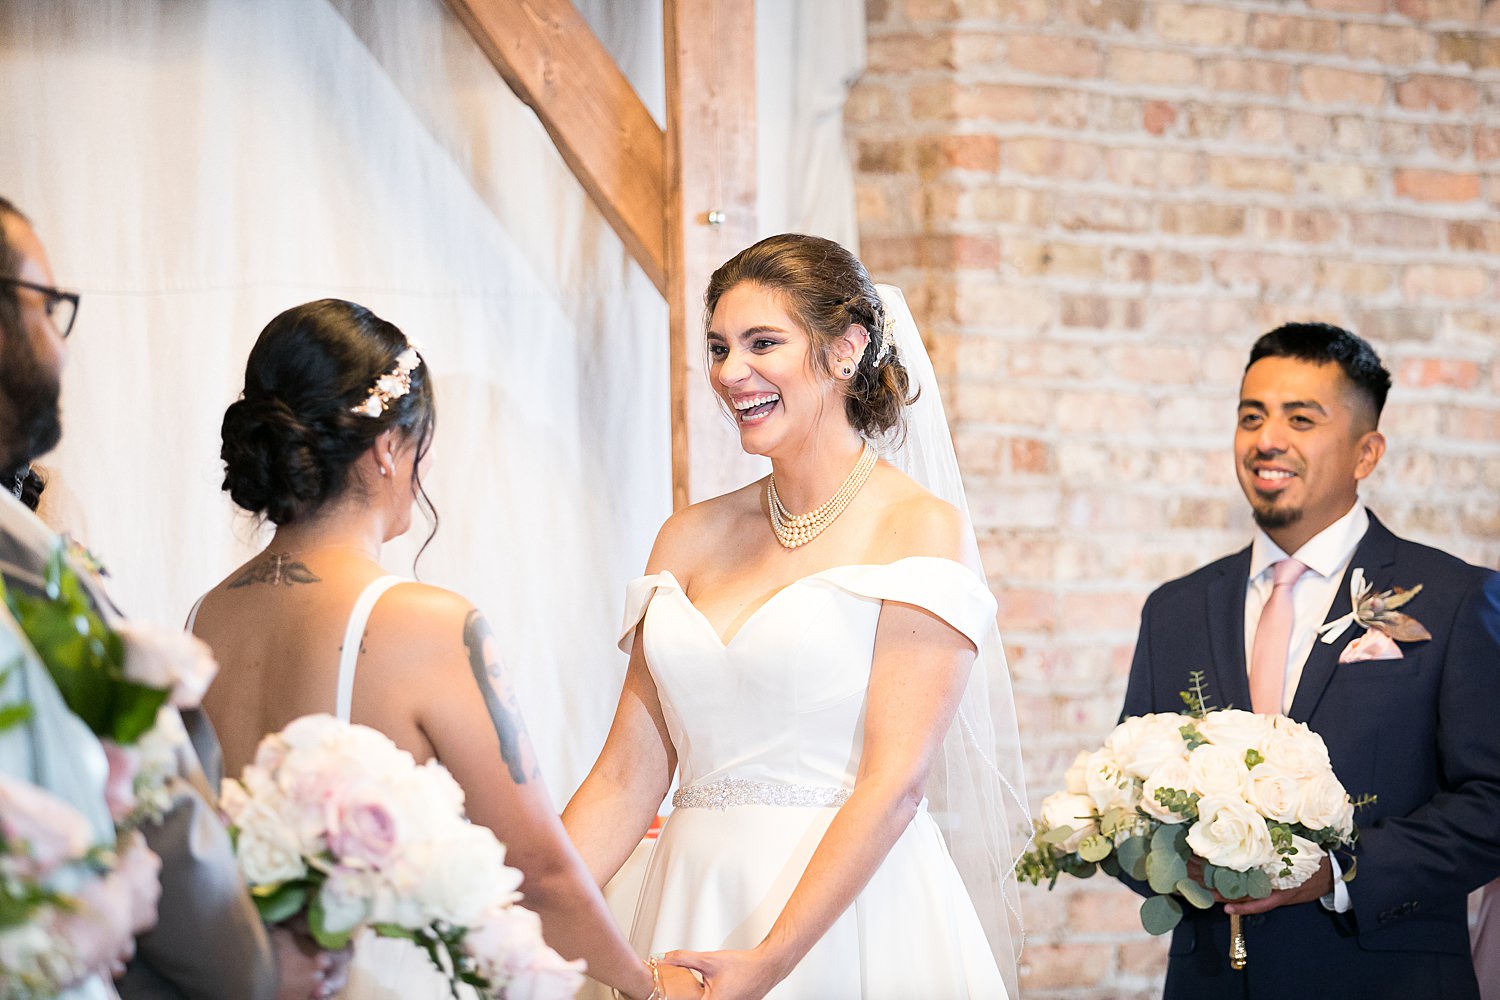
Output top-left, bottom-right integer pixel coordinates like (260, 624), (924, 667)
(1122, 513), (1500, 1000)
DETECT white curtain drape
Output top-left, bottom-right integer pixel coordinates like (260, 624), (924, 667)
(0, 0), (865, 800)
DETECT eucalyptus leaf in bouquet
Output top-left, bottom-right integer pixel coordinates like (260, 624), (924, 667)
(1019, 672), (1370, 963)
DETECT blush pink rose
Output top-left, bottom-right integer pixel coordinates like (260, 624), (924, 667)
(102, 741), (141, 824)
(326, 785), (401, 868)
(0, 773), (93, 878)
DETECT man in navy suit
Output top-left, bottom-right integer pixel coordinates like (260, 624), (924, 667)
(1122, 323), (1500, 999)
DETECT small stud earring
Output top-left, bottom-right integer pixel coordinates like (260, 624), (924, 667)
(379, 466), (389, 477)
(838, 360), (854, 378)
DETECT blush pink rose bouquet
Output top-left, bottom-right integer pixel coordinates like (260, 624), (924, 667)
(0, 772), (160, 999)
(222, 714), (583, 999)
(1018, 672), (1368, 966)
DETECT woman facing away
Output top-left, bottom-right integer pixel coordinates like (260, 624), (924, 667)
(563, 235), (1029, 1000)
(192, 299), (700, 1000)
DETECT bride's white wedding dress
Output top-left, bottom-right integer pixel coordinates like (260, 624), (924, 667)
(620, 556), (1009, 999)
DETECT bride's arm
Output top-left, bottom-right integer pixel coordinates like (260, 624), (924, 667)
(659, 535), (979, 1000)
(562, 637), (678, 887)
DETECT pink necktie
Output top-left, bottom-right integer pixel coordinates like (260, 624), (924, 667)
(1250, 558), (1308, 715)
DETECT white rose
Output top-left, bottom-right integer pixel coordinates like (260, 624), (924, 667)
(465, 905), (560, 984)
(234, 801), (307, 886)
(1038, 792), (1098, 853)
(1263, 720), (1333, 778)
(317, 867), (375, 935)
(1262, 834), (1326, 890)
(503, 946), (589, 1000)
(368, 859), (427, 929)
(1295, 772), (1354, 835)
(1140, 758), (1195, 824)
(1197, 710), (1275, 756)
(1082, 749), (1141, 812)
(1063, 750), (1091, 795)
(277, 714), (345, 752)
(1186, 795), (1276, 870)
(1186, 743), (1249, 799)
(1106, 714), (1189, 781)
(1243, 762), (1302, 824)
(415, 825), (523, 926)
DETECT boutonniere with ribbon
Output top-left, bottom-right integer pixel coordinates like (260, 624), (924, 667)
(1317, 568), (1432, 663)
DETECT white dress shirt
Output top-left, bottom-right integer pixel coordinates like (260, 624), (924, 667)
(1244, 500), (1370, 713)
(1242, 497), (1369, 913)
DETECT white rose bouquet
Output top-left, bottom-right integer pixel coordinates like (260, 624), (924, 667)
(1019, 673), (1368, 961)
(221, 714), (584, 999)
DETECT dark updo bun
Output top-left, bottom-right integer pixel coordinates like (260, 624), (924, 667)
(221, 298), (434, 526)
(703, 233), (915, 438)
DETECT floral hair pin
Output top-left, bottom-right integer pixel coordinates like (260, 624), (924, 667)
(350, 342), (423, 418)
(1317, 567), (1432, 663)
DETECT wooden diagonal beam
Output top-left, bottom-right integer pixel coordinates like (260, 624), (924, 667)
(445, 0), (668, 295)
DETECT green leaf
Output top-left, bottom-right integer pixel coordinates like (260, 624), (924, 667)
(307, 891), (354, 951)
(1099, 854), (1121, 877)
(0, 700), (33, 734)
(1147, 848), (1189, 894)
(1140, 893), (1183, 935)
(252, 882), (308, 925)
(1078, 834), (1112, 863)
(372, 923), (418, 941)
(109, 681), (169, 744)
(1038, 824), (1075, 846)
(1151, 822), (1189, 857)
(1176, 877), (1215, 910)
(1213, 866), (1246, 900)
(1117, 835), (1150, 881)
(1246, 869), (1273, 900)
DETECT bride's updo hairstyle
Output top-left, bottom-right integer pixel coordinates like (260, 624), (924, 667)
(221, 298), (435, 528)
(704, 233), (915, 438)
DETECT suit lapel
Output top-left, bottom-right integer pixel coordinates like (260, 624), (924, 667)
(1288, 515), (1399, 722)
(1205, 548), (1253, 713)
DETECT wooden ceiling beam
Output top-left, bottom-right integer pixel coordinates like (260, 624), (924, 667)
(445, 0), (669, 295)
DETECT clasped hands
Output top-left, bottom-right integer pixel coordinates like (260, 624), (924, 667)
(656, 944), (789, 1000)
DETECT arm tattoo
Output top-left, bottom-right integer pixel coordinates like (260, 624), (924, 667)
(228, 554), (321, 589)
(463, 609), (537, 784)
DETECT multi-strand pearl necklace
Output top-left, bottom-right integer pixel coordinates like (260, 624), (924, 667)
(766, 444), (877, 549)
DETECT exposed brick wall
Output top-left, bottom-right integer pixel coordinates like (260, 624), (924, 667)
(849, 1), (1500, 995)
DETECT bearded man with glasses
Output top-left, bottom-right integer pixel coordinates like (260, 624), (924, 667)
(0, 198), (346, 1000)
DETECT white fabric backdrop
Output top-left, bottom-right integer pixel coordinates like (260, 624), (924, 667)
(0, 0), (864, 799)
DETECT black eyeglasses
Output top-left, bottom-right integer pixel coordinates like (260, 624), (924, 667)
(0, 277), (79, 339)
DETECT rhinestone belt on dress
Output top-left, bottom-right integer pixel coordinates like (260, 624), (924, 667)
(672, 777), (852, 810)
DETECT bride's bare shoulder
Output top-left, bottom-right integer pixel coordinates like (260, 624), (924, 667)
(645, 478), (767, 574)
(867, 464), (977, 566)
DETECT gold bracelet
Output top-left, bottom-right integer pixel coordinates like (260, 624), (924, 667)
(649, 956), (665, 1000)
(611, 959), (663, 1000)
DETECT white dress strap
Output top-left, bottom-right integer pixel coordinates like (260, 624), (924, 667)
(184, 594), (206, 634)
(335, 576), (404, 723)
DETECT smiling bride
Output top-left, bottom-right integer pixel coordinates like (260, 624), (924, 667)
(562, 234), (1029, 1000)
